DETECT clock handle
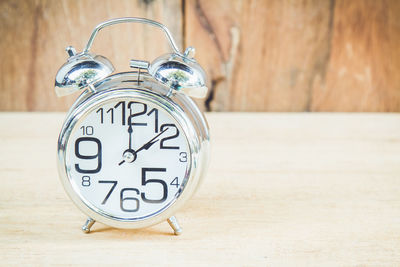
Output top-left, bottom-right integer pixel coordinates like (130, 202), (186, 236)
(83, 17), (183, 56)
(55, 17), (207, 99)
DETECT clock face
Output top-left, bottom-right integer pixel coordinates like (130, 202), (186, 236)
(64, 97), (190, 220)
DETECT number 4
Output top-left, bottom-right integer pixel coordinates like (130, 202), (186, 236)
(170, 177), (179, 188)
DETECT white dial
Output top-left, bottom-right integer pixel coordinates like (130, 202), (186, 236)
(65, 97), (190, 220)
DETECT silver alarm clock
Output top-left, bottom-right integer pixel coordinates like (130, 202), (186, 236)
(55, 18), (210, 235)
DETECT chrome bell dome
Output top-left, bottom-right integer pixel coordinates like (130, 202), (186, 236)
(55, 47), (114, 97)
(148, 47), (208, 98)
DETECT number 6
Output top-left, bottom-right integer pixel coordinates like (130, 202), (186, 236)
(120, 188), (140, 212)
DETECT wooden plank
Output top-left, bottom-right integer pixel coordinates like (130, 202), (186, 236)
(185, 0), (334, 111)
(0, 112), (400, 265)
(311, 0), (400, 111)
(185, 0), (400, 112)
(1, 0), (400, 112)
(0, 0), (183, 111)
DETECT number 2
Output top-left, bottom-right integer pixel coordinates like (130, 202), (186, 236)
(160, 124), (180, 150)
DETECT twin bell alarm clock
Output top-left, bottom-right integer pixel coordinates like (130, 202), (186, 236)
(55, 18), (210, 235)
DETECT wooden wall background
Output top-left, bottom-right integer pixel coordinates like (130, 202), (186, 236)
(0, 0), (399, 112)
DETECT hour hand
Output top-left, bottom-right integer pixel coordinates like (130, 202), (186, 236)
(119, 124), (134, 166)
(142, 139), (159, 150)
(119, 128), (169, 166)
(128, 124), (133, 149)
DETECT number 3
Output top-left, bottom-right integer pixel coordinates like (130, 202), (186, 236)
(179, 152), (187, 162)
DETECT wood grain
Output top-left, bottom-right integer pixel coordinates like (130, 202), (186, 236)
(185, 0), (334, 111)
(185, 0), (400, 111)
(1, 0), (400, 111)
(311, 0), (400, 111)
(0, 112), (400, 265)
(0, 0), (183, 111)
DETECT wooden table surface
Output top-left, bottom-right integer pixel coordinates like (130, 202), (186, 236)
(1, 113), (399, 266)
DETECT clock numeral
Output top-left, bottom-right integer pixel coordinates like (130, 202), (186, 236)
(74, 137), (102, 174)
(95, 101), (159, 133)
(141, 168), (168, 203)
(106, 108), (114, 123)
(98, 180), (118, 204)
(97, 168), (172, 212)
(147, 108), (159, 133)
(179, 152), (187, 162)
(97, 101), (126, 125)
(120, 188), (140, 212)
(160, 124), (180, 150)
(127, 102), (159, 132)
(81, 176), (91, 187)
(170, 177), (180, 188)
(114, 101), (126, 125)
(96, 108), (104, 124)
(80, 125), (94, 135)
(128, 101), (147, 126)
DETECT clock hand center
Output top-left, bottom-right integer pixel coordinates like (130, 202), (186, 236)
(118, 127), (169, 166)
(119, 149), (137, 165)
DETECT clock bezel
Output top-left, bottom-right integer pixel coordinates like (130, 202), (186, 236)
(57, 85), (208, 229)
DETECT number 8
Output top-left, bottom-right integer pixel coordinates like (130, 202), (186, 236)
(81, 176), (91, 186)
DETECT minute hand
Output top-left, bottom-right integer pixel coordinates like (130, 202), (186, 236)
(134, 127), (169, 154)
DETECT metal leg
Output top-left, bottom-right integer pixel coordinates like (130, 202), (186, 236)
(167, 216), (182, 235)
(82, 218), (95, 234)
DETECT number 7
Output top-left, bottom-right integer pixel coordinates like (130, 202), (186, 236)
(98, 180), (118, 204)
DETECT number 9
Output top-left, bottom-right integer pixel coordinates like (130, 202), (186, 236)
(74, 137), (102, 173)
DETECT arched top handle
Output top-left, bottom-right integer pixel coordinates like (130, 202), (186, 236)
(83, 17), (182, 56)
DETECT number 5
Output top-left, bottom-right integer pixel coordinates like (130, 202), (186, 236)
(141, 168), (168, 203)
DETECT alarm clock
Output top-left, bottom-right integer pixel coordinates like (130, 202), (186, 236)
(55, 18), (210, 235)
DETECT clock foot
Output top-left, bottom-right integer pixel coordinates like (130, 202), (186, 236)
(167, 216), (182, 235)
(82, 218), (95, 234)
